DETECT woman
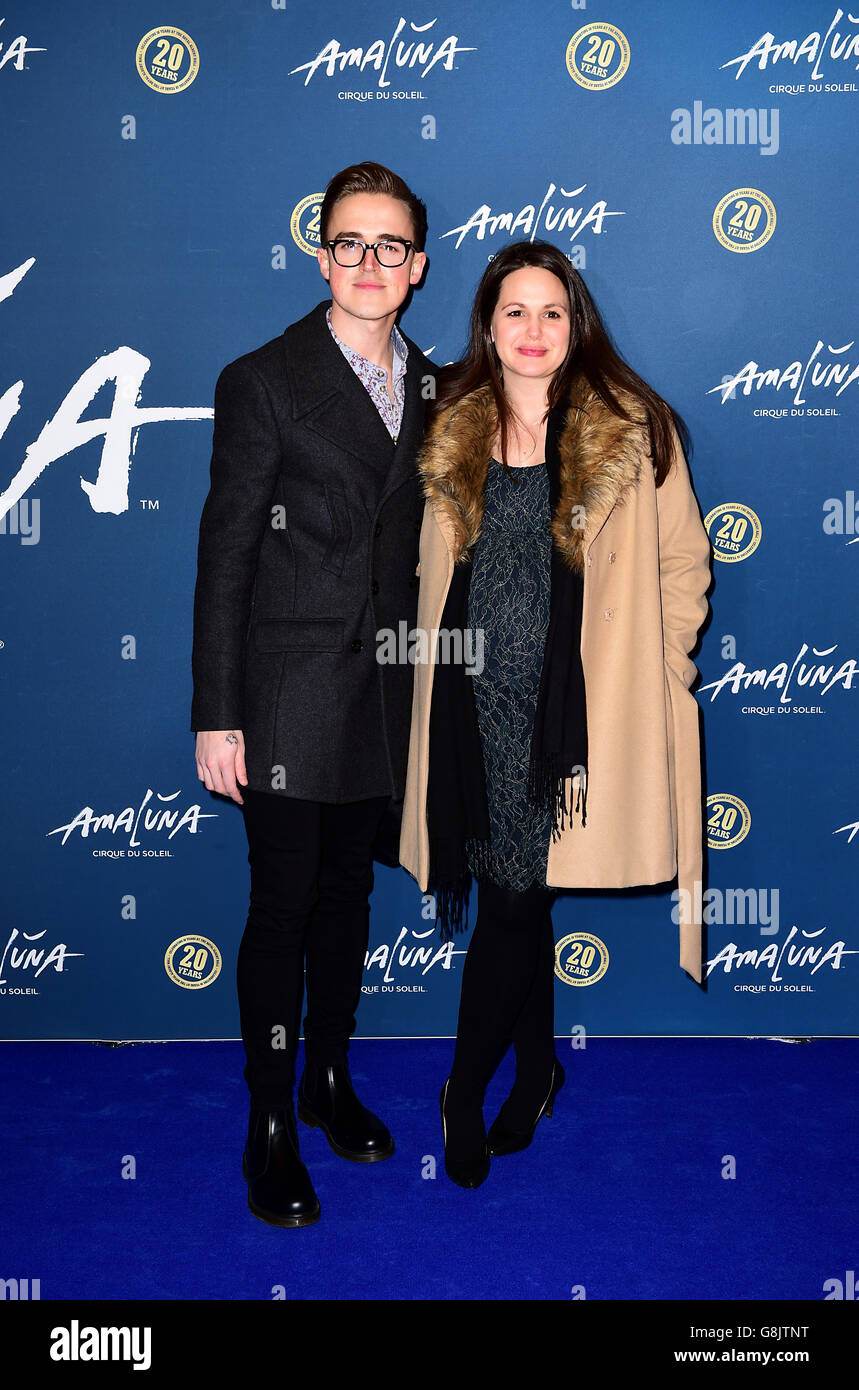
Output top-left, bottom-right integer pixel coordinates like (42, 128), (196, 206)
(399, 241), (711, 1187)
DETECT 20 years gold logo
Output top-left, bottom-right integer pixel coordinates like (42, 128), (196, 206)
(706, 794), (752, 851)
(713, 188), (776, 253)
(164, 935), (222, 989)
(565, 23), (630, 91)
(554, 931), (610, 986)
(704, 503), (763, 563)
(290, 194), (325, 256)
(136, 27), (200, 94)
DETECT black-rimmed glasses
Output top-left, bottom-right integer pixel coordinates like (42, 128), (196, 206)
(325, 238), (414, 267)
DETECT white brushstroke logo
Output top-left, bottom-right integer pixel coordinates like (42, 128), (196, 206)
(0, 259), (212, 521)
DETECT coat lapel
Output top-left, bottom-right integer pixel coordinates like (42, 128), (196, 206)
(376, 349), (431, 509)
(417, 385), (496, 559)
(551, 378), (647, 569)
(418, 378), (648, 572)
(283, 302), (395, 475)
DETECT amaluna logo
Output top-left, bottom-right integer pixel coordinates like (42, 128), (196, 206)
(720, 8), (859, 81)
(706, 923), (858, 981)
(708, 340), (859, 406)
(0, 926), (84, 987)
(365, 924), (460, 983)
(0, 16), (45, 71)
(698, 642), (858, 703)
(47, 789), (217, 848)
(288, 17), (475, 88)
(441, 181), (624, 251)
(0, 258), (211, 523)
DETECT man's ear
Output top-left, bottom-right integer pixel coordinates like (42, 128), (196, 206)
(410, 252), (427, 285)
(316, 247), (331, 282)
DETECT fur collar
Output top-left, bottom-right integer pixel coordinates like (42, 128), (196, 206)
(418, 377), (649, 573)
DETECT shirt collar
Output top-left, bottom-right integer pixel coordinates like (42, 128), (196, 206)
(326, 306), (409, 380)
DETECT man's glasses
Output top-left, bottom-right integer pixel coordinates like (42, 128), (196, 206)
(325, 238), (414, 268)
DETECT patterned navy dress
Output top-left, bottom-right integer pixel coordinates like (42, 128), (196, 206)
(465, 458), (553, 890)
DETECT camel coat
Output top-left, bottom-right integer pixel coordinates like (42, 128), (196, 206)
(398, 379), (712, 982)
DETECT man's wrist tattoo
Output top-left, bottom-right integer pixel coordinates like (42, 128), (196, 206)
(225, 733), (238, 745)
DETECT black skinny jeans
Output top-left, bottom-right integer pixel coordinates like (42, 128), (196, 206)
(236, 788), (388, 1109)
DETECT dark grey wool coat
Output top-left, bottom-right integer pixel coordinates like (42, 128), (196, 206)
(191, 299), (435, 802)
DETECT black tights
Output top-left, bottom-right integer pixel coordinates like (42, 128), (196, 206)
(444, 877), (557, 1156)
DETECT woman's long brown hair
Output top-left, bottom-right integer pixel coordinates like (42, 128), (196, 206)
(429, 239), (688, 486)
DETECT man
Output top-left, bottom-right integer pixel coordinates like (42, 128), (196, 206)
(191, 163), (433, 1227)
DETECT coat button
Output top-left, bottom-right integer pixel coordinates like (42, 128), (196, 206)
(608, 551), (616, 564)
(371, 580), (379, 595)
(351, 639), (364, 653)
(603, 608), (614, 621)
(374, 523), (383, 538)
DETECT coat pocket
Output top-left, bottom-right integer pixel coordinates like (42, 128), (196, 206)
(321, 486), (352, 576)
(253, 618), (344, 652)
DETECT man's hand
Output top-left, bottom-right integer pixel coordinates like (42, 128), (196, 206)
(195, 730), (248, 805)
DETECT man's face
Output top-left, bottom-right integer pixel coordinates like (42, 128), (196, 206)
(317, 192), (426, 324)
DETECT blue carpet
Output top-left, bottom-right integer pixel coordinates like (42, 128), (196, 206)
(2, 1038), (856, 1300)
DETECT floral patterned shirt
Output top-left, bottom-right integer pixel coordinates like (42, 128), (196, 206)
(326, 306), (408, 442)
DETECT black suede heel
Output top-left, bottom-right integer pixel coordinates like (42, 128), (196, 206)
(487, 1060), (565, 1156)
(440, 1080), (490, 1188)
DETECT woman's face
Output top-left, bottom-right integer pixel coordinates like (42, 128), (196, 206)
(489, 266), (572, 387)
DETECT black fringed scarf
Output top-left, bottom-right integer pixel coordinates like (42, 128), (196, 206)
(426, 403), (589, 942)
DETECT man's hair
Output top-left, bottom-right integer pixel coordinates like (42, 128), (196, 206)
(319, 162), (427, 252)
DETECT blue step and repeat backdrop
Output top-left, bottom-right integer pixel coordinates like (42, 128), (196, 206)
(1, 1), (856, 1041)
